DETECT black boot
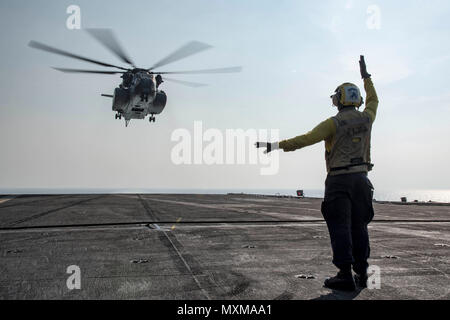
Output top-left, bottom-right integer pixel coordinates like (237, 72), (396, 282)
(324, 271), (356, 291)
(354, 273), (368, 288)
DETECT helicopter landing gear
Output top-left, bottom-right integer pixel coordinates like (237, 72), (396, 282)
(149, 114), (156, 123)
(115, 113), (122, 120)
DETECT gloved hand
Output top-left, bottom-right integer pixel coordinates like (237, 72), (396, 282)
(255, 142), (279, 154)
(359, 55), (371, 79)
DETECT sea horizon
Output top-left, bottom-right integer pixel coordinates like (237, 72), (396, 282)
(1, 188), (450, 203)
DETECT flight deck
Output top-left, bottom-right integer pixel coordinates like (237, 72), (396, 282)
(0, 194), (449, 300)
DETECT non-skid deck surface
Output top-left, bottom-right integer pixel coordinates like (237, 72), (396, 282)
(0, 194), (449, 299)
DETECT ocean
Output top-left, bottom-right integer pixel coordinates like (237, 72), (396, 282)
(1, 188), (450, 203)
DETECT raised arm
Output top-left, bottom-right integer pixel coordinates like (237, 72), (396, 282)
(256, 56), (377, 154)
(362, 78), (378, 123)
(359, 55), (379, 123)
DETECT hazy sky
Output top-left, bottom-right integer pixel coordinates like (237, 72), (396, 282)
(1, 0), (450, 192)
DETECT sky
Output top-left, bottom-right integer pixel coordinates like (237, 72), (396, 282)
(1, 0), (450, 193)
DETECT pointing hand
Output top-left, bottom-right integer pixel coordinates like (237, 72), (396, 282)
(255, 142), (279, 154)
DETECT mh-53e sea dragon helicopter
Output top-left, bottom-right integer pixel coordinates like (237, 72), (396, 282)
(29, 29), (241, 127)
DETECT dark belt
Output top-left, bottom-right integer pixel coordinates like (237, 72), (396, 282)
(330, 162), (374, 172)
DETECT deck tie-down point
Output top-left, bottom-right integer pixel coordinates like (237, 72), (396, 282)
(130, 258), (149, 264)
(6, 249), (23, 254)
(295, 274), (316, 279)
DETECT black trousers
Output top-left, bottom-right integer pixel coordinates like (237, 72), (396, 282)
(321, 172), (375, 275)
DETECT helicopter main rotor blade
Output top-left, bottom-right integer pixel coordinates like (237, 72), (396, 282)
(163, 77), (207, 87)
(28, 41), (129, 71)
(86, 28), (135, 67)
(154, 66), (242, 75)
(149, 41), (213, 71)
(53, 67), (125, 74)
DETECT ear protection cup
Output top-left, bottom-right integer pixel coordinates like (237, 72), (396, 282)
(332, 92), (340, 107)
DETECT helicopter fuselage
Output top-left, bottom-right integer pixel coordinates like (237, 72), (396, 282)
(111, 70), (167, 125)
(29, 30), (241, 128)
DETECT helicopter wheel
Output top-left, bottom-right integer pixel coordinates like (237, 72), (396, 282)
(149, 116), (156, 123)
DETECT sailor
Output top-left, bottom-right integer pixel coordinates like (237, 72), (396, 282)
(256, 56), (379, 291)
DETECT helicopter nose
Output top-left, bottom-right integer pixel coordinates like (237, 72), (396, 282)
(136, 78), (155, 94)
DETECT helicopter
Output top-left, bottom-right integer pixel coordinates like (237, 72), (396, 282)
(29, 29), (241, 127)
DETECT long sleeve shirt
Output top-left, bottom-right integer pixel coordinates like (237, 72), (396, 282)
(278, 78), (379, 153)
